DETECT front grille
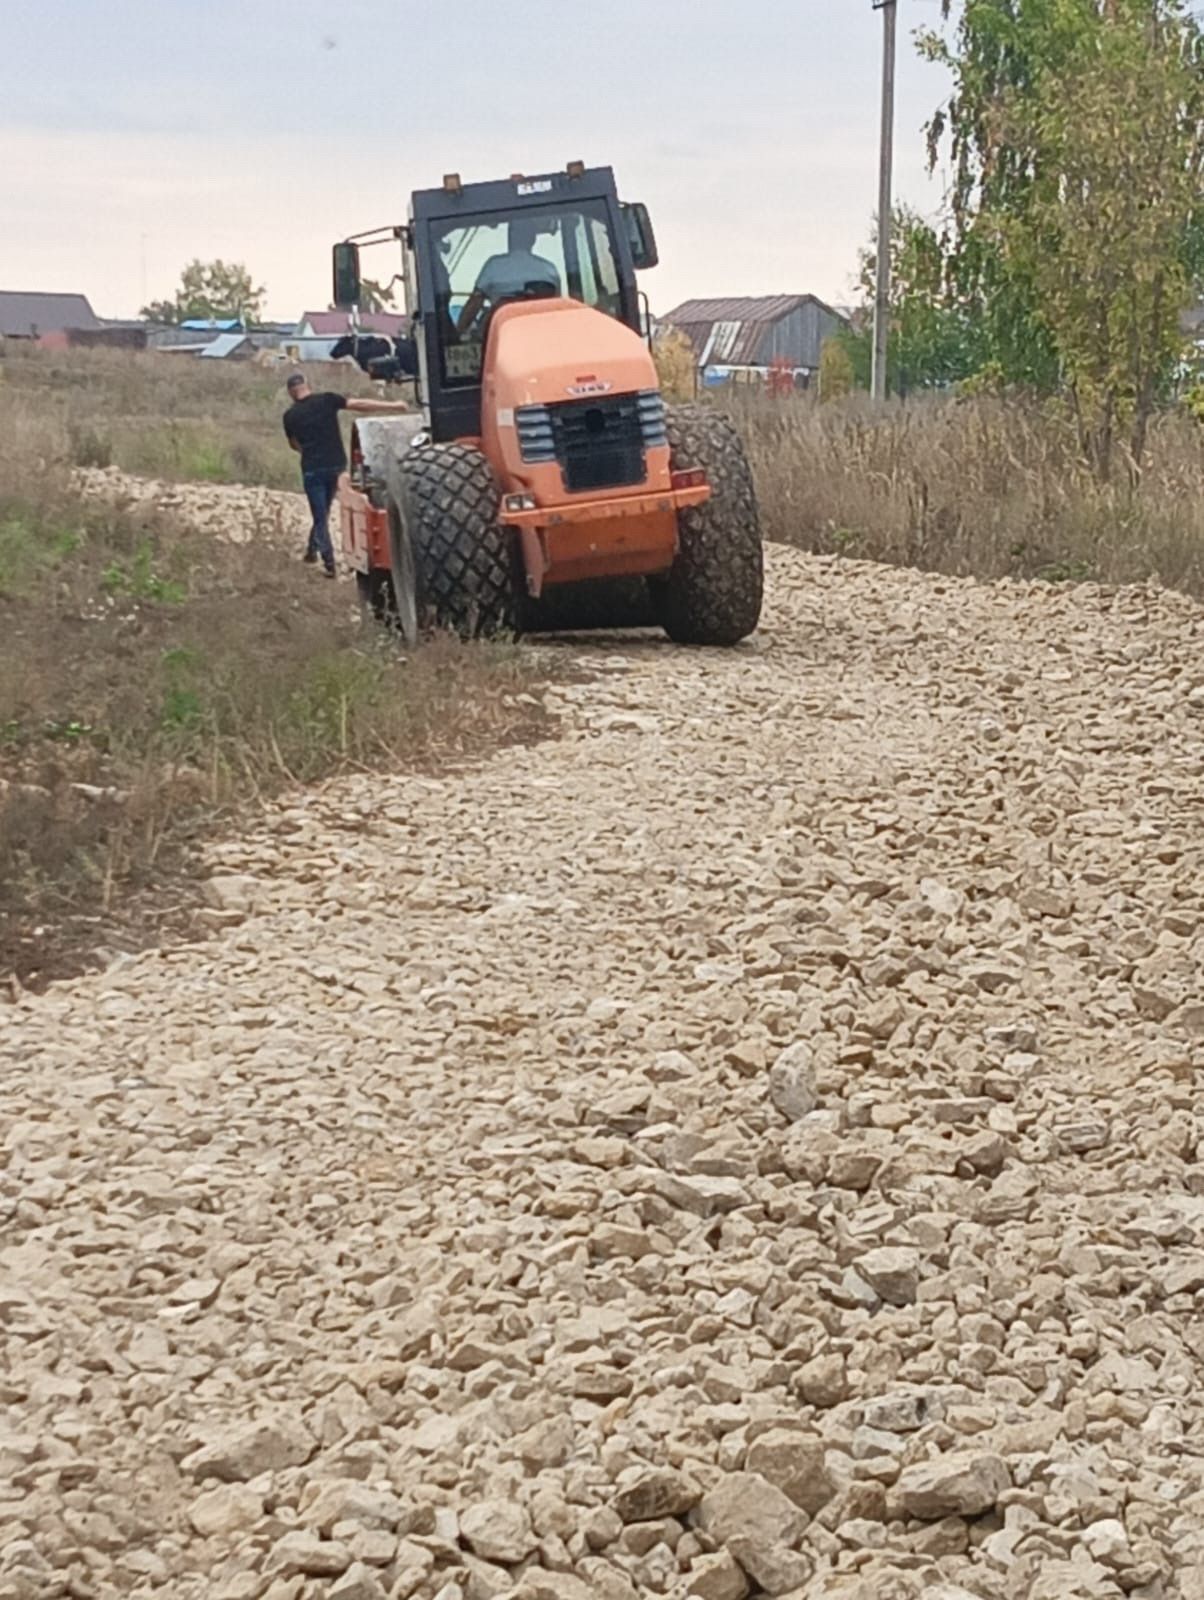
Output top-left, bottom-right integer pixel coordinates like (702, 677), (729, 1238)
(516, 390), (664, 493)
(516, 407), (556, 463)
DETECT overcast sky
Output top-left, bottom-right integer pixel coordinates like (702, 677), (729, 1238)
(2, 0), (955, 320)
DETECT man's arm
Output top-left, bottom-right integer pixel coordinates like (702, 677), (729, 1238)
(345, 397), (412, 415)
(456, 258), (499, 336)
(456, 289), (486, 337)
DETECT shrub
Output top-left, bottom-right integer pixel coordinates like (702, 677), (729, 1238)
(654, 327), (698, 404)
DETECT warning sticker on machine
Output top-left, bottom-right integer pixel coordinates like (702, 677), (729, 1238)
(516, 180), (553, 195)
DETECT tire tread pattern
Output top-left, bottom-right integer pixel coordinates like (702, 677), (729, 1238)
(662, 404), (763, 645)
(389, 443), (515, 638)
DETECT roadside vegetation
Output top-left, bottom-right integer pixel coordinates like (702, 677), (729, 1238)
(736, 390), (1204, 594)
(0, 341), (376, 490)
(0, 378), (547, 989)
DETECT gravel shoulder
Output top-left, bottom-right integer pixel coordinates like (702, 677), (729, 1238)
(2, 546), (1203, 1600)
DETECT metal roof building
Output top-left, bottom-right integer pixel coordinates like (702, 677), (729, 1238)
(199, 332), (255, 359)
(0, 290), (100, 339)
(660, 294), (848, 376)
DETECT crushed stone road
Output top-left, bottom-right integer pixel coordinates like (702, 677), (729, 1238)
(3, 542), (1204, 1600)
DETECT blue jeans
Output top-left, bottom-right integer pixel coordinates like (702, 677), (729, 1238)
(302, 468), (340, 571)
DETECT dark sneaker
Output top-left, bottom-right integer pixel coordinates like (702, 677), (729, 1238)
(322, 566), (336, 579)
(302, 550), (318, 565)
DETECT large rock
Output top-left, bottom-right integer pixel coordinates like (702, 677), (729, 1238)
(896, 1452), (1011, 1519)
(301, 1480), (411, 1534)
(653, 1172), (750, 1216)
(795, 1352), (849, 1407)
(187, 1483), (263, 1538)
(183, 1414), (315, 1481)
(521, 1575), (596, 1600)
(698, 1471), (806, 1540)
(1081, 1518), (1132, 1565)
(329, 1564), (388, 1600)
(745, 1429), (835, 1515)
(459, 1499), (536, 1564)
(613, 1466), (700, 1522)
(264, 1530), (353, 1578)
(768, 1042), (818, 1121)
(855, 1246), (920, 1306)
(696, 1472), (808, 1593)
(686, 1551), (750, 1600)
(511, 1413), (576, 1471)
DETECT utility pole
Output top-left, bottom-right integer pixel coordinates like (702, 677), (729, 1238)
(871, 0), (897, 403)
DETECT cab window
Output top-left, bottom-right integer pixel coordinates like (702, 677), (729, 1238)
(429, 198), (622, 385)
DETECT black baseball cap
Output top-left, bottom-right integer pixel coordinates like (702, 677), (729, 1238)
(286, 372), (306, 392)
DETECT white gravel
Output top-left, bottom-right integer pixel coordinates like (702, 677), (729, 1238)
(2, 538), (1204, 1600)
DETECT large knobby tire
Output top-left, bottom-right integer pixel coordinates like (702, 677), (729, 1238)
(385, 443), (516, 641)
(661, 404), (763, 646)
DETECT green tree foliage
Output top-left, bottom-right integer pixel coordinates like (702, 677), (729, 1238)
(842, 207), (977, 394)
(818, 337), (855, 403)
(141, 259), (267, 325)
(920, 0), (1204, 469)
(1003, 9), (1204, 471)
(918, 0), (1073, 387)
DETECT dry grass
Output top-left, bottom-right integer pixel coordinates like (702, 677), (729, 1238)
(0, 341), (378, 490)
(736, 391), (1204, 594)
(0, 374), (548, 988)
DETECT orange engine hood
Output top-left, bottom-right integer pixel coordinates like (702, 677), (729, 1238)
(482, 298), (658, 412)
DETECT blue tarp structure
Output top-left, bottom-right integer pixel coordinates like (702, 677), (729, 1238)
(180, 317), (243, 332)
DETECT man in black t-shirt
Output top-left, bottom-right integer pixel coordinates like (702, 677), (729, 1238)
(282, 372), (410, 575)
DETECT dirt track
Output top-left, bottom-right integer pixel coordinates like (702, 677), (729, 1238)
(3, 536), (1204, 1600)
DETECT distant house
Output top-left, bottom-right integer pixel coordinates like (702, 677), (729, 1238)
(294, 309), (407, 363)
(200, 332), (256, 360)
(149, 322), (295, 357)
(156, 342), (216, 357)
(0, 290), (100, 340)
(37, 323), (148, 353)
(660, 294), (849, 387)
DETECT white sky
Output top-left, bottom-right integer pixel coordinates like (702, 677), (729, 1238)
(1, 0), (955, 320)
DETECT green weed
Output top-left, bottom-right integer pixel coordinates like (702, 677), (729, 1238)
(0, 512), (82, 596)
(101, 541), (186, 604)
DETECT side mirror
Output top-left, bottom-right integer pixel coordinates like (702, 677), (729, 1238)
(622, 202), (659, 271)
(332, 241), (362, 310)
